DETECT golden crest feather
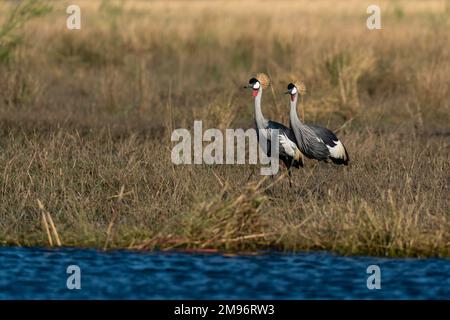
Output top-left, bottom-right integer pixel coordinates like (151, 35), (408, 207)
(293, 79), (307, 96)
(255, 73), (270, 89)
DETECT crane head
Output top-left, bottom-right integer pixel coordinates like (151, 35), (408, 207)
(245, 78), (261, 97)
(285, 83), (298, 101)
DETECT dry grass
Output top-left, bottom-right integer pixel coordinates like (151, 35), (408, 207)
(0, 0), (448, 257)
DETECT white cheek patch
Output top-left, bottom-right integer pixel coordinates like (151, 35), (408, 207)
(253, 82), (260, 90)
(291, 87), (297, 95)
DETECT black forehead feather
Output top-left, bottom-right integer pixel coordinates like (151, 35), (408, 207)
(248, 78), (258, 84)
(287, 83), (295, 90)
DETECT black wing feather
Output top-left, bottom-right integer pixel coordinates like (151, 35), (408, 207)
(308, 124), (338, 147)
(256, 121), (303, 168)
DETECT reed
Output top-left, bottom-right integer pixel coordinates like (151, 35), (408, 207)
(37, 199), (62, 247)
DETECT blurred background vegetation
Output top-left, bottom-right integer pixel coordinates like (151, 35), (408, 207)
(0, 0), (448, 130)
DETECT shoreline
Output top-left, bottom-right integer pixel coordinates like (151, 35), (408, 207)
(1, 243), (448, 259)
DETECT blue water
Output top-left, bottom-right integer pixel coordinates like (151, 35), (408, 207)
(0, 247), (448, 299)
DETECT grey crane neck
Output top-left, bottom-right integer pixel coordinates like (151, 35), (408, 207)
(290, 94), (303, 128)
(254, 88), (268, 129)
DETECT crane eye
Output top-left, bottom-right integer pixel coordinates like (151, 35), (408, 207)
(291, 87), (297, 95)
(252, 82), (260, 90)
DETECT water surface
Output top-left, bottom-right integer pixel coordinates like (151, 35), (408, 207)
(0, 247), (448, 299)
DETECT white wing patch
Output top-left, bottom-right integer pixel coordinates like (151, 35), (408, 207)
(326, 140), (346, 159)
(278, 133), (298, 158)
(259, 127), (299, 158)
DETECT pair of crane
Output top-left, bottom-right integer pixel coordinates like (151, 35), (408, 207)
(245, 73), (349, 186)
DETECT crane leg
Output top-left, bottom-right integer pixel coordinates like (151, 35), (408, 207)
(246, 167), (254, 182)
(288, 169), (292, 188)
(287, 158), (295, 188)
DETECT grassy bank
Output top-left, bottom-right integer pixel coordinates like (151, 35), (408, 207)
(0, 0), (448, 257)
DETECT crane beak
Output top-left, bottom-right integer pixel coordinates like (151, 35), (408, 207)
(284, 90), (290, 95)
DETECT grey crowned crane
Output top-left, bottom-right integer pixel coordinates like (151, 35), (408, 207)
(286, 81), (349, 165)
(245, 73), (303, 186)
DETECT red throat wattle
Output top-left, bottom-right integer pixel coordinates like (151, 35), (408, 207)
(290, 94), (295, 102)
(252, 89), (259, 97)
